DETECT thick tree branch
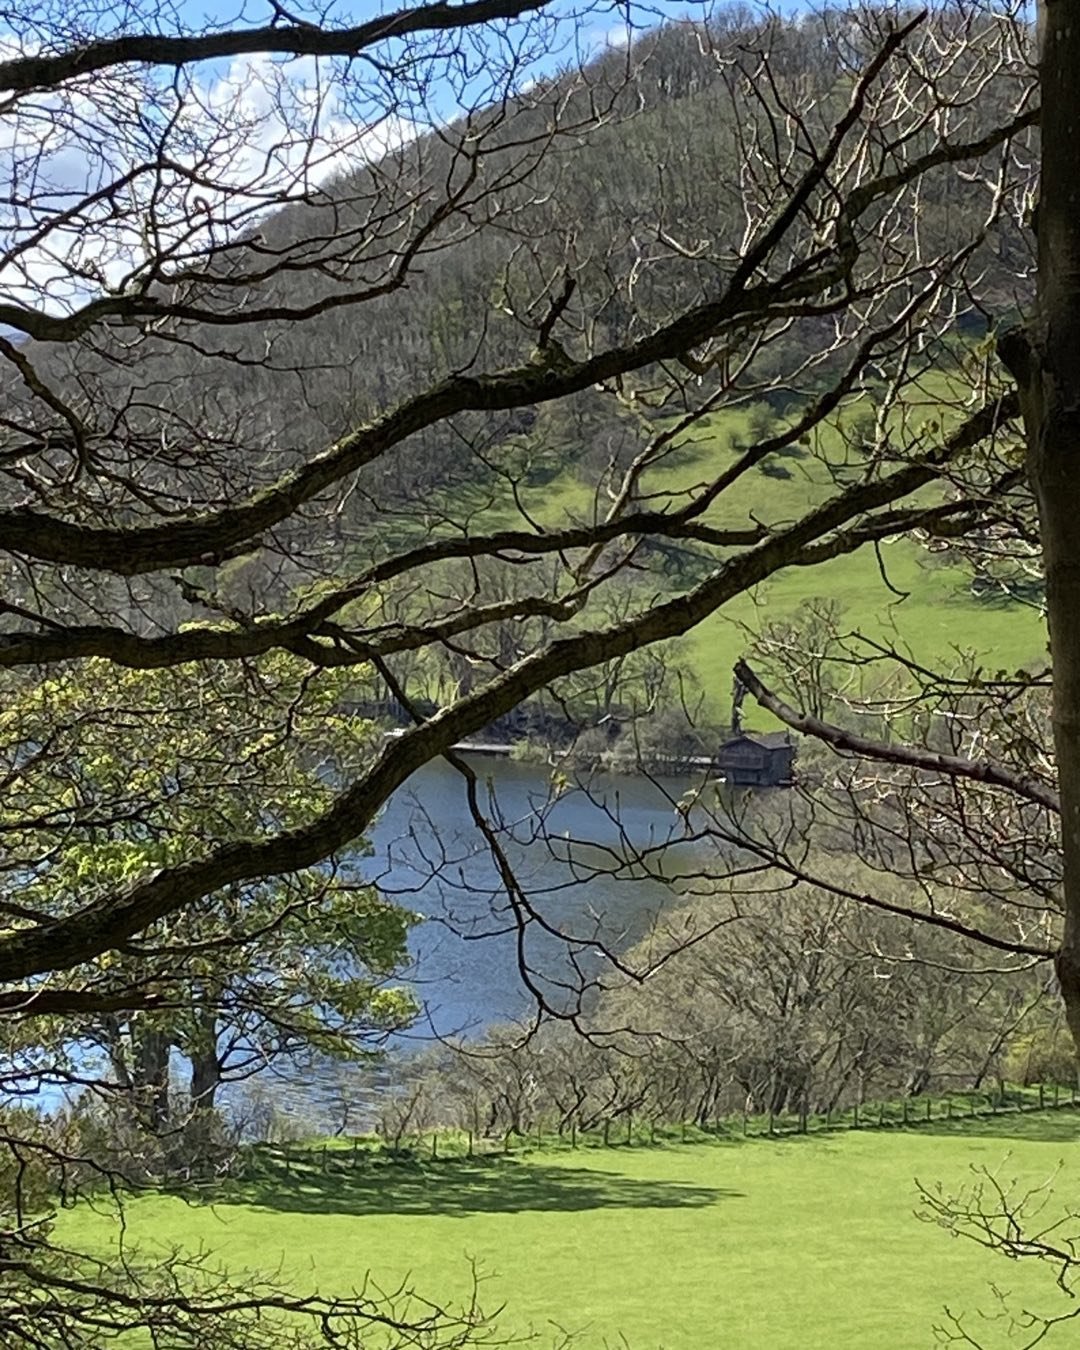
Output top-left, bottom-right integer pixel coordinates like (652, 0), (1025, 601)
(0, 86), (1032, 582)
(734, 659), (1061, 814)
(0, 411), (1022, 983)
(0, 987), (172, 1016)
(0, 0), (553, 94)
(0, 518), (759, 670)
(0, 390), (1021, 679)
(729, 831), (1056, 959)
(0, 289), (834, 569)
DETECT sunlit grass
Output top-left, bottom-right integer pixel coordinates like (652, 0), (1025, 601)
(527, 402), (1043, 719)
(63, 1112), (1080, 1349)
(391, 394), (1046, 723)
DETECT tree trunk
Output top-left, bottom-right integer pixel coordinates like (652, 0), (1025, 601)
(133, 1025), (172, 1133)
(1004, 5), (1080, 1057)
(188, 1011), (221, 1115)
(189, 1044), (221, 1115)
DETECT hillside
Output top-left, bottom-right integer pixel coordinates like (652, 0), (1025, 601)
(418, 392), (1046, 720)
(17, 15), (1034, 514)
(7, 15), (1038, 702)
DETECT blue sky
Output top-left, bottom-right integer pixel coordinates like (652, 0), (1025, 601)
(52, 0), (688, 136)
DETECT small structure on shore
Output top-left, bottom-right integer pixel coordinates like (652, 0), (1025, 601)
(714, 730), (796, 787)
(348, 690), (798, 786)
(721, 669), (797, 786)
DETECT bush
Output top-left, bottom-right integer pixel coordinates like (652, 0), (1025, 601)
(1003, 1025), (1078, 1087)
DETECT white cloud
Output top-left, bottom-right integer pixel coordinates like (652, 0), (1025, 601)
(0, 45), (419, 320)
(0, 0), (594, 325)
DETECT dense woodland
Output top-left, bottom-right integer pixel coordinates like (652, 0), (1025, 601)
(4, 11), (1035, 589)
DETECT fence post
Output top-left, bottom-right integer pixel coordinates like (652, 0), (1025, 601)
(467, 1130), (474, 1158)
(1039, 1083), (1046, 1111)
(902, 1099), (909, 1127)
(431, 1133), (437, 1160)
(570, 1122), (577, 1149)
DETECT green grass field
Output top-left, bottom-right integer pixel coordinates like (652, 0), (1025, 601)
(433, 397), (1047, 722)
(63, 1112), (1080, 1349)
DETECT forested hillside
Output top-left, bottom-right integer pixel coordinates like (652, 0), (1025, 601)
(13, 13), (1035, 537)
(3, 7), (1040, 741)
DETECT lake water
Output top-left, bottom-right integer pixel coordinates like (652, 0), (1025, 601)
(368, 755), (714, 1036)
(16, 755), (723, 1127)
(253, 755), (722, 1129)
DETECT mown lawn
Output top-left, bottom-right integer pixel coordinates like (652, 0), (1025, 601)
(63, 1111), (1080, 1349)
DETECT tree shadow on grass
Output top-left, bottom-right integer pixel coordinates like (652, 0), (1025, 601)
(203, 1152), (739, 1219)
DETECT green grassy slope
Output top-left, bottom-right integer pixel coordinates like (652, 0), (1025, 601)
(447, 398), (1046, 721)
(682, 543), (1045, 720)
(64, 1113), (1080, 1349)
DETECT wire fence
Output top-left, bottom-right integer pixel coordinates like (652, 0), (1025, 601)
(243, 1080), (1080, 1178)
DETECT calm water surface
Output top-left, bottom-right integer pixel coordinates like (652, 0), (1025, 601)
(21, 758), (723, 1124)
(368, 755), (715, 1036)
(259, 756), (722, 1126)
